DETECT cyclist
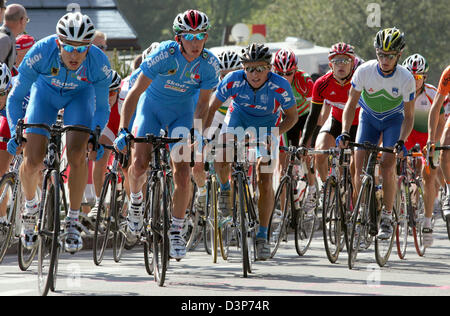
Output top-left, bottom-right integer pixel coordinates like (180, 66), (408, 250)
(402, 54), (445, 247)
(206, 43), (298, 260)
(428, 65), (450, 221)
(6, 12), (112, 253)
(299, 43), (359, 209)
(114, 10), (220, 260)
(0, 62), (11, 225)
(272, 48), (315, 213)
(338, 27), (416, 240)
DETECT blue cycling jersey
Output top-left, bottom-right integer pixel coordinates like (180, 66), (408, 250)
(6, 34), (112, 135)
(216, 70), (296, 120)
(139, 40), (219, 105)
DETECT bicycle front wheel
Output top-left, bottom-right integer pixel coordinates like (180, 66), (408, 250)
(268, 177), (291, 259)
(37, 170), (60, 296)
(322, 176), (341, 264)
(412, 181), (426, 256)
(93, 173), (114, 266)
(113, 181), (127, 263)
(395, 179), (409, 260)
(0, 173), (18, 263)
(295, 184), (317, 256)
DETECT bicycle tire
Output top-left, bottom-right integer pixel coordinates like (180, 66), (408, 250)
(268, 177), (291, 259)
(113, 182), (126, 263)
(237, 173), (250, 278)
(348, 179), (371, 270)
(395, 179), (409, 259)
(93, 172), (114, 266)
(204, 177), (219, 262)
(152, 175), (170, 286)
(143, 179), (154, 276)
(412, 181), (426, 256)
(185, 181), (201, 251)
(322, 176), (341, 264)
(294, 183), (316, 256)
(37, 170), (60, 296)
(0, 173), (17, 263)
(375, 200), (397, 268)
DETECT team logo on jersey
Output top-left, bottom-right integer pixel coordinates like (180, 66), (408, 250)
(260, 94), (268, 104)
(185, 71), (200, 80)
(168, 69), (177, 75)
(26, 53), (42, 69)
(392, 87), (399, 96)
(51, 67), (59, 76)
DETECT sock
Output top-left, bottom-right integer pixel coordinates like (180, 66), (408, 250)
(219, 180), (230, 192)
(171, 216), (185, 233)
(256, 225), (268, 239)
(25, 197), (39, 215)
(447, 183), (450, 194)
(383, 209), (393, 217)
(130, 191), (143, 205)
(424, 217), (432, 229)
(68, 209), (80, 220)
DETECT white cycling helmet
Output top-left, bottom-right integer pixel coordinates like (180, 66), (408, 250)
(142, 42), (160, 60)
(218, 50), (241, 71)
(0, 63), (12, 92)
(173, 10), (210, 34)
(109, 70), (122, 91)
(402, 54), (429, 74)
(56, 12), (96, 43)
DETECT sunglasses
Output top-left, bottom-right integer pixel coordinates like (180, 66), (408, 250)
(376, 52), (398, 60)
(275, 70), (295, 76)
(244, 65), (271, 73)
(331, 58), (352, 65)
(59, 40), (90, 53)
(413, 74), (425, 80)
(180, 33), (207, 41)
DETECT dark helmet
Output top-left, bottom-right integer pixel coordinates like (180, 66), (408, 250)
(374, 27), (406, 52)
(240, 43), (272, 64)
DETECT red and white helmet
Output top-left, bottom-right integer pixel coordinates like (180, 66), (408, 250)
(173, 10), (210, 34)
(273, 49), (297, 73)
(328, 42), (356, 61)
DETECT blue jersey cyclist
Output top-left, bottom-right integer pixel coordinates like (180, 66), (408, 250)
(6, 12), (112, 253)
(206, 43), (298, 260)
(114, 10), (220, 260)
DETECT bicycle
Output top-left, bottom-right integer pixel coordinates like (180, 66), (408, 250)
(217, 138), (259, 277)
(395, 146), (427, 258)
(93, 143), (129, 265)
(268, 145), (306, 259)
(347, 141), (398, 269)
(14, 119), (100, 296)
(318, 147), (353, 263)
(132, 133), (183, 287)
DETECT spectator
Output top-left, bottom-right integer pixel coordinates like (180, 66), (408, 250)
(0, 1), (6, 24)
(92, 30), (107, 52)
(0, 4), (28, 69)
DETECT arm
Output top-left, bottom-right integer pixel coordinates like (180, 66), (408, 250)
(119, 72), (152, 130)
(6, 73), (35, 135)
(398, 99), (415, 142)
(278, 105), (298, 135)
(204, 92), (224, 131)
(428, 92), (446, 143)
(342, 87), (361, 134)
(194, 88), (213, 132)
(299, 102), (323, 147)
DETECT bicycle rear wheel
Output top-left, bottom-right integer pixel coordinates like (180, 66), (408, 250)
(395, 179), (409, 259)
(268, 177), (291, 259)
(375, 201), (397, 268)
(37, 170), (60, 296)
(93, 173), (114, 266)
(143, 180), (154, 276)
(0, 173), (17, 263)
(412, 182), (426, 256)
(322, 176), (341, 263)
(236, 173), (250, 277)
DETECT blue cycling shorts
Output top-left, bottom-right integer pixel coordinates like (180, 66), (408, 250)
(25, 82), (95, 137)
(355, 109), (404, 149)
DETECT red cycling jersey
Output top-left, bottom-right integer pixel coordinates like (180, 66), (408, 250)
(312, 71), (359, 125)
